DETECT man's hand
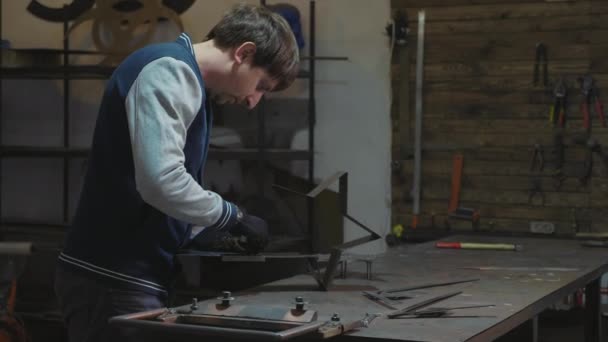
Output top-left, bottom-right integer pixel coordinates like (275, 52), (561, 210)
(229, 213), (269, 254)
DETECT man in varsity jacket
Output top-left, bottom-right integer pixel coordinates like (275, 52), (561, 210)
(54, 4), (299, 341)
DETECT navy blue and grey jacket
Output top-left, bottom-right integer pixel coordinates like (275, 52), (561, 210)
(59, 33), (238, 295)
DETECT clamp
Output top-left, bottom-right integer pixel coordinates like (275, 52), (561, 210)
(580, 74), (606, 131)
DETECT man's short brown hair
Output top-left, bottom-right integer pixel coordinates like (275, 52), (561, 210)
(207, 4), (300, 91)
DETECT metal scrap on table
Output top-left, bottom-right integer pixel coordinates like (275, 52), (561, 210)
(362, 278), (495, 319)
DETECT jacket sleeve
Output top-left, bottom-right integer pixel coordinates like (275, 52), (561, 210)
(124, 56), (237, 230)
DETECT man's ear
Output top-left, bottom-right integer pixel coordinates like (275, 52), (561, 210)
(234, 42), (257, 64)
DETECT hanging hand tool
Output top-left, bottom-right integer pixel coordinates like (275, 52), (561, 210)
(580, 146), (593, 186)
(552, 132), (565, 190)
(436, 242), (523, 251)
(446, 154), (480, 231)
(528, 143), (545, 204)
(533, 43), (548, 87)
(579, 74), (606, 131)
(549, 78), (567, 127)
(571, 134), (597, 186)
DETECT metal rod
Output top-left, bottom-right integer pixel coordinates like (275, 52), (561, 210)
(258, 0), (268, 196)
(344, 214), (380, 237)
(63, 10), (70, 222)
(365, 260), (372, 280)
(388, 291), (461, 319)
(362, 291), (399, 310)
(383, 278), (479, 294)
(398, 19), (411, 160)
(272, 184), (306, 197)
(0, 0), (4, 238)
(411, 10), (425, 227)
(256, 97), (266, 195)
(109, 315), (296, 341)
(308, 0), (316, 252)
(308, 0), (316, 184)
(307, 171), (345, 198)
(275, 321), (326, 340)
(320, 248), (341, 290)
(300, 56), (348, 61)
(0, 242), (33, 256)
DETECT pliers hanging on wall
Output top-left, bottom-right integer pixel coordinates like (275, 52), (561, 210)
(529, 144), (545, 204)
(533, 43), (548, 87)
(580, 74), (606, 131)
(549, 78), (567, 127)
(552, 132), (566, 190)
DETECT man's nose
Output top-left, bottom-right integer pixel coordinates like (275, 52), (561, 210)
(246, 92), (264, 109)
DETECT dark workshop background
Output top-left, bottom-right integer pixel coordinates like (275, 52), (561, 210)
(391, 0), (608, 235)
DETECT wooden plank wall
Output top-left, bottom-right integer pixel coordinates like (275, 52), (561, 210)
(391, 0), (608, 235)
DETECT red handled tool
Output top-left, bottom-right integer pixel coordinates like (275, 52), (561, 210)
(436, 241), (522, 251)
(580, 75), (606, 130)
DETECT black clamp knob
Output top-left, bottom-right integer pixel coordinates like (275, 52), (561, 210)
(218, 291), (235, 306)
(294, 296), (308, 311)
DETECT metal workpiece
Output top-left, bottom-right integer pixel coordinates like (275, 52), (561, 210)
(278, 171), (381, 290)
(179, 171), (381, 293)
(339, 254), (377, 280)
(109, 299), (374, 341)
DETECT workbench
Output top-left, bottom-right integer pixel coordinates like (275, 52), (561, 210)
(123, 235), (608, 341)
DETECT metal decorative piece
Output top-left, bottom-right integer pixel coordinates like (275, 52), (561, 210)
(67, 0), (186, 64)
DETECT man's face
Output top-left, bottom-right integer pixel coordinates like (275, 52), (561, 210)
(211, 42), (279, 109)
(212, 63), (277, 109)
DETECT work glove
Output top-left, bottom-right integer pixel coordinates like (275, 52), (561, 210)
(187, 209), (269, 254)
(228, 212), (270, 254)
